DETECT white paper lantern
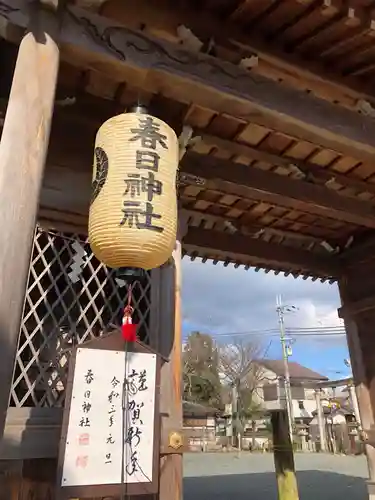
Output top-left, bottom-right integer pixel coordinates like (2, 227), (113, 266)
(89, 107), (179, 270)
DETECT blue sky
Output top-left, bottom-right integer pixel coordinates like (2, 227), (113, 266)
(181, 259), (351, 379)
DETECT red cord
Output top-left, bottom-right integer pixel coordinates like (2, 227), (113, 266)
(122, 284), (137, 342)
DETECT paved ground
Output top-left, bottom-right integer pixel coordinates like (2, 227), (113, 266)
(184, 452), (368, 499)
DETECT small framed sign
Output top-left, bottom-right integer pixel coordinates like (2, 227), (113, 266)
(57, 330), (160, 498)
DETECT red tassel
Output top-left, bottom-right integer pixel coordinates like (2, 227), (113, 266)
(122, 305), (138, 342)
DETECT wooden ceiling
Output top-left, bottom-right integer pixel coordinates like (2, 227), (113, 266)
(97, 0), (375, 111)
(175, 0), (375, 86)
(3, 0), (375, 281)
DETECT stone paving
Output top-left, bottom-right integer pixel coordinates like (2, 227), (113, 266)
(184, 452), (368, 499)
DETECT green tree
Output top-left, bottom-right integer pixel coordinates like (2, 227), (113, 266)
(183, 331), (222, 407)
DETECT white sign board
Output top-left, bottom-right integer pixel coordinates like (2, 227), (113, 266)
(61, 348), (157, 487)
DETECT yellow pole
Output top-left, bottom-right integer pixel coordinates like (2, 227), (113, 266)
(271, 410), (299, 500)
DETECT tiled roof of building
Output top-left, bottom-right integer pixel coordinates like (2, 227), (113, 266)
(258, 360), (328, 381)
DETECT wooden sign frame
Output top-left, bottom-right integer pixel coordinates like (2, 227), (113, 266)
(57, 329), (161, 499)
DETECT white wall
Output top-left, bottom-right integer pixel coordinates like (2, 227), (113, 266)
(257, 371), (324, 419)
(254, 367), (279, 409)
(292, 398), (316, 419)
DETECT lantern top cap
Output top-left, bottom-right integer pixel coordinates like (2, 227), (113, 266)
(128, 103), (149, 114)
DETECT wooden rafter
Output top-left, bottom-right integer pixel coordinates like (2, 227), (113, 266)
(183, 226), (340, 277)
(181, 152), (375, 229)
(180, 208), (325, 246)
(3, 1), (375, 163)
(199, 134), (375, 197)
(99, 0), (375, 105)
(41, 121), (375, 233)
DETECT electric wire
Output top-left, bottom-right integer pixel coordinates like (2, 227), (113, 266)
(183, 327), (347, 341)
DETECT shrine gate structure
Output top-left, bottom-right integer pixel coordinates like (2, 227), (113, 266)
(2, 0), (375, 498)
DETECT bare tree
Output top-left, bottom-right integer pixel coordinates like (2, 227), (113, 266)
(218, 338), (266, 448)
(218, 338), (265, 393)
(183, 332), (221, 406)
(183, 355), (195, 399)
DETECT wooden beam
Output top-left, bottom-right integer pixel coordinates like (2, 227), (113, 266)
(39, 96), (375, 199)
(38, 93), (375, 201)
(40, 154), (360, 245)
(180, 208), (325, 246)
(39, 162), (334, 246)
(1, 408), (62, 460)
(100, 0), (375, 106)
(38, 208), (89, 234)
(303, 377), (353, 389)
(4, 1), (375, 162)
(0, 7), (60, 439)
(31, 91), (375, 204)
(200, 134), (375, 197)
(181, 152), (375, 229)
(184, 226), (340, 277)
(2, 405), (189, 460)
(41, 114), (375, 233)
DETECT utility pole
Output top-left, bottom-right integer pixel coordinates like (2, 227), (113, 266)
(276, 295), (294, 442)
(315, 389), (326, 451)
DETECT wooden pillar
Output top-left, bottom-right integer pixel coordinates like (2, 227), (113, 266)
(271, 410), (299, 500)
(339, 255), (375, 499)
(0, 4), (60, 438)
(157, 216), (187, 500)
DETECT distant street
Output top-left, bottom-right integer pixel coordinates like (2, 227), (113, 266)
(184, 452), (368, 500)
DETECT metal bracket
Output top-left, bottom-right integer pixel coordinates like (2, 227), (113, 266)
(168, 431), (183, 450)
(160, 428), (187, 454)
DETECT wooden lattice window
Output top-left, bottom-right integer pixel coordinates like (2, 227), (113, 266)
(10, 228), (152, 408)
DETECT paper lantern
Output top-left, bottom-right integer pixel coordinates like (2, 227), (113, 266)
(88, 107), (179, 269)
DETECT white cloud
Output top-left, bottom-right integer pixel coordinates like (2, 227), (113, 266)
(182, 258), (341, 335)
(284, 299), (344, 329)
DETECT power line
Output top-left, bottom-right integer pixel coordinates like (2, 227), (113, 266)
(286, 326), (344, 331)
(183, 330), (346, 338)
(182, 334), (347, 345)
(183, 325), (346, 337)
(184, 330), (346, 339)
